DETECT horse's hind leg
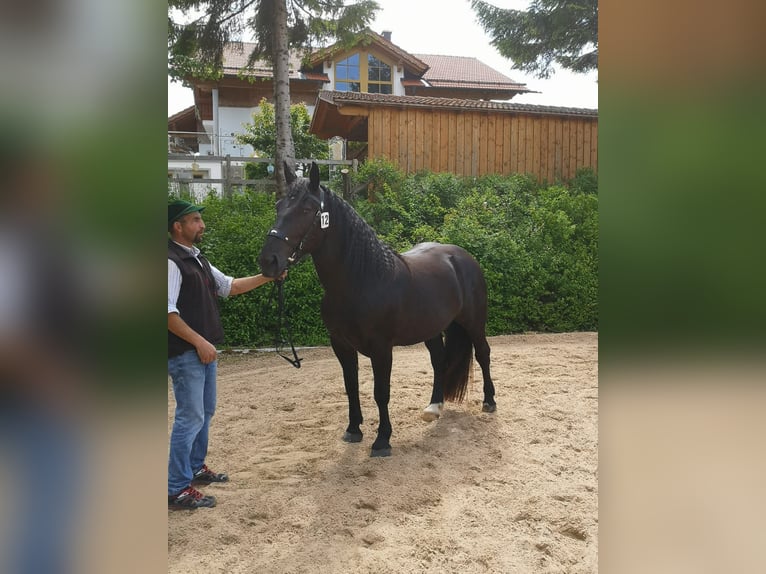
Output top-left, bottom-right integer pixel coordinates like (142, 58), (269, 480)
(422, 335), (446, 421)
(472, 334), (497, 412)
(331, 336), (363, 443)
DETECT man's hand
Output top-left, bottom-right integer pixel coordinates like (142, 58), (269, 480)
(168, 312), (218, 363)
(195, 339), (218, 364)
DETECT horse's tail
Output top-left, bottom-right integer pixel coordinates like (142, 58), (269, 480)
(443, 322), (473, 403)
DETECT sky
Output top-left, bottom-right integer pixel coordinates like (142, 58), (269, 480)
(167, 0), (598, 116)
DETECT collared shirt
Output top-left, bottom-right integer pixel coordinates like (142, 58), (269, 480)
(168, 241), (233, 314)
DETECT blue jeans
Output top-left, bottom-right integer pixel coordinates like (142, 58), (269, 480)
(168, 350), (217, 495)
(1, 403), (82, 574)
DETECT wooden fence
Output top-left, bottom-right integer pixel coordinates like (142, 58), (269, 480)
(167, 155), (357, 200)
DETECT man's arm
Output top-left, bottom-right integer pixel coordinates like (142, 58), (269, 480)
(229, 271), (286, 296)
(168, 312), (218, 364)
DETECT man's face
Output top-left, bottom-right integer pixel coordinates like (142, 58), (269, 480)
(176, 211), (205, 245)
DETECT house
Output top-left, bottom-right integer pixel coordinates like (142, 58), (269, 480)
(169, 28), (596, 190)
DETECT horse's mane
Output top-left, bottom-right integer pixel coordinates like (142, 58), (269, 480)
(322, 185), (402, 282)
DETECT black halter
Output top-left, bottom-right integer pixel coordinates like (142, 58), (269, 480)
(263, 185), (327, 368)
(266, 186), (327, 267)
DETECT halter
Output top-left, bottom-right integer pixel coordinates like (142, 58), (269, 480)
(263, 184), (328, 368)
(266, 186), (328, 267)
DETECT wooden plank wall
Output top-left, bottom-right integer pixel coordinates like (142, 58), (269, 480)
(367, 108), (598, 182)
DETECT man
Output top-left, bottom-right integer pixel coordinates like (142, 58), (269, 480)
(167, 199), (281, 510)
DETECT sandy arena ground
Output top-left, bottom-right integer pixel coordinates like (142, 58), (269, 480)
(168, 332), (598, 573)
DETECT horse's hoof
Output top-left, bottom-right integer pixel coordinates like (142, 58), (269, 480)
(482, 402), (497, 413)
(343, 431), (363, 443)
(422, 402), (443, 422)
(370, 447), (391, 458)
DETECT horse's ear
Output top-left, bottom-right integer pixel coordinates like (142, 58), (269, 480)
(309, 161), (320, 191)
(284, 161), (296, 185)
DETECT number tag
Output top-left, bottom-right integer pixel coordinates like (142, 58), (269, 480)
(320, 212), (330, 229)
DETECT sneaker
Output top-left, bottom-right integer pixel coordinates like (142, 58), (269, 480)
(191, 464), (229, 485)
(168, 486), (216, 510)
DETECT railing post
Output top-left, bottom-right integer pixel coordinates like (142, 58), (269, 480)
(212, 88), (220, 155)
(341, 169), (350, 200)
(223, 155), (231, 198)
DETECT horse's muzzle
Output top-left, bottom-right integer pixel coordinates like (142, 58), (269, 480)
(259, 238), (288, 278)
(259, 252), (283, 278)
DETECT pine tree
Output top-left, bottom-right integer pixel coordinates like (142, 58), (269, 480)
(168, 0), (379, 195)
(470, 0), (598, 79)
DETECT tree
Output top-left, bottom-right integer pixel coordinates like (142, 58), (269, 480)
(237, 98), (329, 177)
(168, 0), (379, 195)
(470, 0), (597, 79)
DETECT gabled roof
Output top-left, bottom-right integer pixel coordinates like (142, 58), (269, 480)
(210, 32), (531, 97)
(308, 29), (429, 75)
(218, 30), (430, 82)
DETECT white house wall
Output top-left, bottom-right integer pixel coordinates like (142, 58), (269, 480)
(218, 107), (256, 156)
(393, 66), (404, 96)
(200, 103), (318, 158)
(172, 89), (323, 198)
(168, 158), (223, 198)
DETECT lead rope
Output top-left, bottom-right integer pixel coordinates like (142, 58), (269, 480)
(264, 279), (303, 368)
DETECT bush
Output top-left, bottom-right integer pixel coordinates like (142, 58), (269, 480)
(185, 166), (598, 347)
(437, 178), (598, 333)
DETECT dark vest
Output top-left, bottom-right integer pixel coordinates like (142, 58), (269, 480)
(168, 239), (225, 358)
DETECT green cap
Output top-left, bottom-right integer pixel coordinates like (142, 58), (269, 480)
(168, 199), (205, 224)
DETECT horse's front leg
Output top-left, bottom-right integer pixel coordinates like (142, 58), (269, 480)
(331, 337), (363, 443)
(370, 348), (393, 457)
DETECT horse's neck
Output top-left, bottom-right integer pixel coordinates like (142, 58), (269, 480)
(311, 193), (399, 293)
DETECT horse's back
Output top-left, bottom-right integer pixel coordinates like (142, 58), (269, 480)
(399, 241), (488, 318)
(402, 242), (485, 290)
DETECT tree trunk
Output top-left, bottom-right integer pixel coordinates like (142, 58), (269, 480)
(272, 0), (295, 197)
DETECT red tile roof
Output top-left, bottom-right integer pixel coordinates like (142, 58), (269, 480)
(415, 54), (530, 92)
(302, 71), (331, 82)
(217, 38), (528, 93)
(220, 43), (329, 81)
(316, 90), (597, 118)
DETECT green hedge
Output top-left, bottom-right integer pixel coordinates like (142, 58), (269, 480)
(183, 160), (597, 347)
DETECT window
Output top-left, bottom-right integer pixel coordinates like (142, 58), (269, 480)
(367, 55), (392, 94)
(335, 53), (360, 92)
(334, 52), (392, 94)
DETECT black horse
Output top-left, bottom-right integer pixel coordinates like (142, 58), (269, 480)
(259, 162), (496, 457)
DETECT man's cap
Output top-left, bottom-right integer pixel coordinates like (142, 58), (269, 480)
(168, 199), (205, 224)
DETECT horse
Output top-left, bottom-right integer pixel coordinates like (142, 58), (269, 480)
(259, 162), (496, 457)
